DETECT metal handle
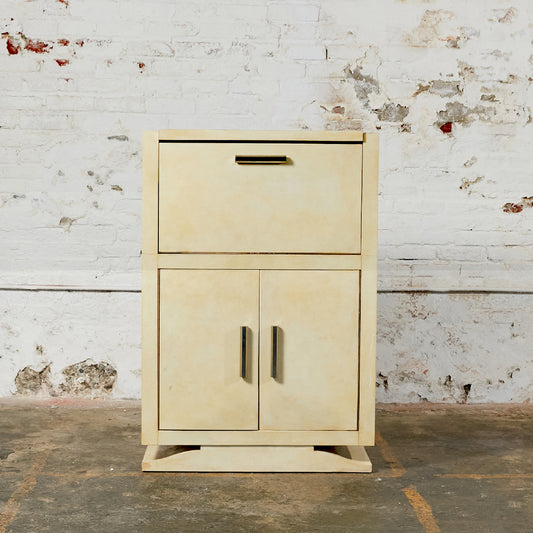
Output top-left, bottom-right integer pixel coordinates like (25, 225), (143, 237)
(235, 155), (288, 165)
(240, 326), (247, 379)
(271, 326), (279, 379)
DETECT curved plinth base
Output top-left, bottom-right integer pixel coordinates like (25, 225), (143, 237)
(142, 445), (372, 473)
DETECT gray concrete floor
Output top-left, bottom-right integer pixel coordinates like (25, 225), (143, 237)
(0, 400), (531, 532)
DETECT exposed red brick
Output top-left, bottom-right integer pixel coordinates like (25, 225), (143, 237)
(138, 62), (145, 70)
(58, 0), (69, 5)
(55, 59), (70, 66)
(502, 197), (533, 214)
(6, 36), (19, 55)
(502, 203), (523, 214)
(75, 39), (85, 47)
(58, 38), (70, 46)
(24, 39), (50, 54)
(440, 122), (453, 134)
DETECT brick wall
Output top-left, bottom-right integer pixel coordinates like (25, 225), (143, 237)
(0, 0), (531, 401)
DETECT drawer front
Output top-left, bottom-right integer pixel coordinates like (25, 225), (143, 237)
(158, 142), (362, 253)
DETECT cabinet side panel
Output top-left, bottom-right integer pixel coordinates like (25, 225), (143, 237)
(141, 255), (158, 444)
(142, 131), (159, 255)
(141, 131), (159, 445)
(359, 133), (379, 445)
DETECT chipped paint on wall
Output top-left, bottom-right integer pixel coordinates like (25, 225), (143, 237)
(0, 290), (140, 399)
(377, 293), (533, 403)
(0, 0), (532, 401)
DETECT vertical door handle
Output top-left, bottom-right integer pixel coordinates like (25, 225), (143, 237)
(271, 326), (279, 379)
(240, 326), (247, 379)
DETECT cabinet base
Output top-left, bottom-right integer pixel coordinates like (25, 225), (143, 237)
(142, 445), (372, 473)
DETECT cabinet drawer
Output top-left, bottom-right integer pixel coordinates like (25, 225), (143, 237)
(158, 142), (362, 253)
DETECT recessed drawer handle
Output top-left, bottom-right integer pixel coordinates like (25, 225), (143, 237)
(235, 155), (288, 165)
(240, 326), (247, 379)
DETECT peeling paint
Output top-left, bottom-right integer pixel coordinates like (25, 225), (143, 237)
(377, 372), (389, 391)
(435, 101), (495, 130)
(343, 65), (379, 106)
(407, 294), (430, 320)
(1, 0), (532, 404)
(457, 61), (477, 81)
(502, 197), (533, 214)
(6, 36), (19, 55)
(462, 383), (472, 403)
(377, 293), (532, 403)
(413, 80), (462, 98)
(59, 360), (117, 395)
(24, 39), (51, 54)
(507, 367), (520, 379)
(59, 216), (77, 231)
(14, 364), (53, 395)
(405, 9), (455, 48)
(374, 103), (409, 122)
(460, 176), (484, 193)
(494, 7), (517, 24)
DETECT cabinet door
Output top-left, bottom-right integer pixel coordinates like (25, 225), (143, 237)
(259, 270), (359, 431)
(159, 270), (259, 430)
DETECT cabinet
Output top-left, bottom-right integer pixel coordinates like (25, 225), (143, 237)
(142, 130), (378, 472)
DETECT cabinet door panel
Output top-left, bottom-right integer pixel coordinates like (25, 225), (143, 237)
(260, 271), (359, 431)
(159, 270), (259, 430)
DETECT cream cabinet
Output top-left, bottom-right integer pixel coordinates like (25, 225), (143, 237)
(142, 130), (378, 472)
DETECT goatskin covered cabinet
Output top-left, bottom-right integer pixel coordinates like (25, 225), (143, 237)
(141, 130), (378, 472)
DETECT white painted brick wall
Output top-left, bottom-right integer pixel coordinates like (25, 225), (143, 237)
(0, 0), (531, 401)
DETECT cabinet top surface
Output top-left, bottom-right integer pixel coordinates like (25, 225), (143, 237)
(152, 130), (369, 142)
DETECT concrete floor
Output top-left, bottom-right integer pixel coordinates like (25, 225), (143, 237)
(0, 401), (531, 532)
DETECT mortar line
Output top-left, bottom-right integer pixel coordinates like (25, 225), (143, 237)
(0, 450), (50, 533)
(1, 287), (532, 295)
(0, 287), (141, 293)
(378, 289), (533, 295)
